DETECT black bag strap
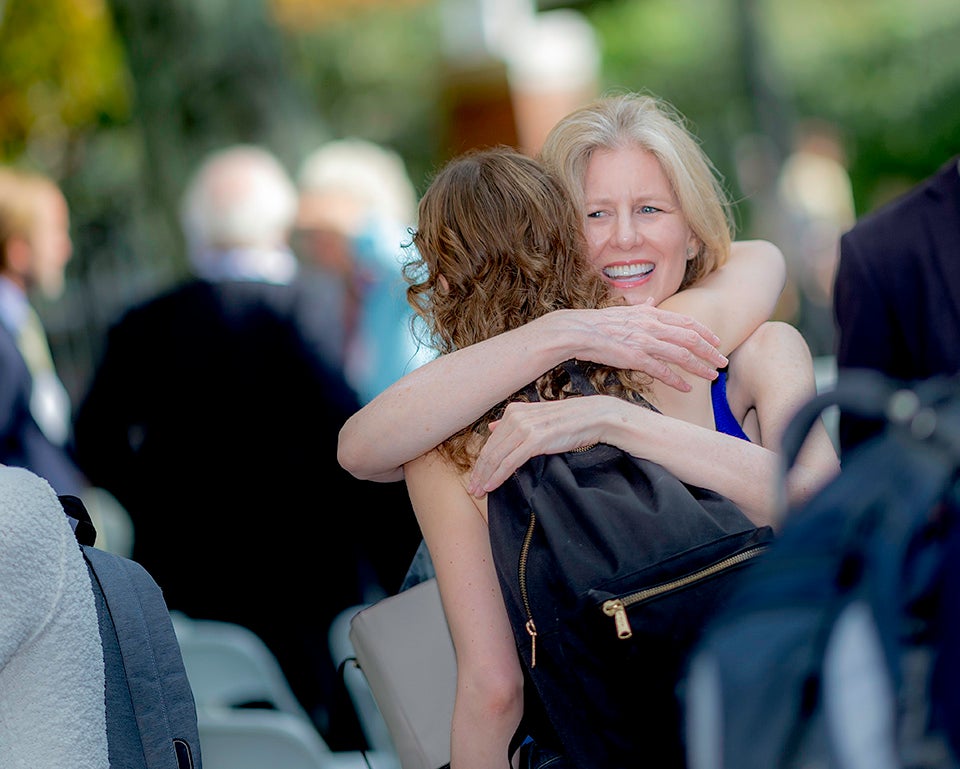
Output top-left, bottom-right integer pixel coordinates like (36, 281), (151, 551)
(781, 370), (960, 472)
(60, 493), (98, 546)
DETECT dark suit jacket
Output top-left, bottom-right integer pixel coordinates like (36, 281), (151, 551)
(73, 278), (421, 744)
(0, 323), (86, 495)
(834, 156), (960, 459)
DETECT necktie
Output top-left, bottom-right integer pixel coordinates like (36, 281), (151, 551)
(17, 305), (71, 445)
(17, 305), (56, 379)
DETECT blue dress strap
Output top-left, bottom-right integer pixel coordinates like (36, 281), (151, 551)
(711, 368), (750, 441)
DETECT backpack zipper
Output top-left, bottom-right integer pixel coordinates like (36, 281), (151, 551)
(516, 448), (594, 669)
(600, 544), (770, 640)
(518, 505), (538, 667)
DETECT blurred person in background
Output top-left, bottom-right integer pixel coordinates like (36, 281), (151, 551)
(833, 154), (960, 460)
(0, 166), (87, 496)
(775, 120), (855, 358)
(73, 144), (421, 748)
(294, 138), (432, 404)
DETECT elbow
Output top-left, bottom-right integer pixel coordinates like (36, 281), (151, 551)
(336, 425), (366, 478)
(337, 425), (405, 483)
(459, 661), (525, 725)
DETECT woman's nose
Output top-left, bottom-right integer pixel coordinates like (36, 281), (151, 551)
(616, 220), (639, 246)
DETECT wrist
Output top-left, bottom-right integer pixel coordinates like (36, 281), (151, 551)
(603, 397), (654, 453)
(532, 309), (597, 363)
(526, 310), (587, 367)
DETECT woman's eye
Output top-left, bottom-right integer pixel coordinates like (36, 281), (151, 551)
(640, 205), (660, 214)
(586, 210), (605, 219)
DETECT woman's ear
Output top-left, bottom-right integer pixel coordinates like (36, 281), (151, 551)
(2, 234), (33, 283)
(438, 274), (450, 292)
(685, 238), (701, 261)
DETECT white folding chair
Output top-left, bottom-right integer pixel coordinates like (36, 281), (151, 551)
(171, 612), (311, 722)
(328, 604), (397, 757)
(197, 708), (376, 769)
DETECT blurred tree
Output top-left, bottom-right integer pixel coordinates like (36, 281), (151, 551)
(0, 0), (128, 171)
(276, 1), (445, 193)
(3, 0), (960, 397)
(105, 0), (328, 273)
(587, 0), (960, 221)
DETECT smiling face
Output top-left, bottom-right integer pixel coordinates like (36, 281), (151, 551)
(582, 145), (699, 307)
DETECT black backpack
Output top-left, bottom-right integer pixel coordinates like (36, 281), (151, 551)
(683, 370), (960, 769)
(63, 495), (202, 769)
(486, 360), (774, 769)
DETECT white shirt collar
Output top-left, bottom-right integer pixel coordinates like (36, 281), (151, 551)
(0, 276), (29, 334)
(189, 246), (299, 285)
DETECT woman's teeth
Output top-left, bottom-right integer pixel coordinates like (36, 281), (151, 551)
(603, 263), (653, 279)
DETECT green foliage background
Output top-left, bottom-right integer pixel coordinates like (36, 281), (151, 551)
(1, 0), (958, 397)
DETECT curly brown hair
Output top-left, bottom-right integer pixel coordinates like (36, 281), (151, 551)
(404, 146), (650, 472)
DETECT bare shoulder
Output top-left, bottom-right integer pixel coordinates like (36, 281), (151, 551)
(725, 321), (819, 446)
(731, 238), (786, 261)
(730, 321), (813, 371)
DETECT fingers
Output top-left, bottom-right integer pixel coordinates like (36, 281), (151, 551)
(657, 322), (726, 369)
(617, 306), (727, 381)
(469, 443), (518, 497)
(470, 408), (538, 495)
(652, 304), (721, 347)
(664, 342), (727, 379)
(639, 339), (725, 393)
(640, 357), (692, 392)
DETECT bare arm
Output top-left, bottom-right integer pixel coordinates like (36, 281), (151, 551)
(661, 239), (786, 356)
(337, 239), (784, 483)
(338, 304), (726, 481)
(725, 321), (840, 507)
(648, 239), (787, 425)
(404, 451), (523, 769)
(468, 396), (783, 527)
(470, 322), (841, 525)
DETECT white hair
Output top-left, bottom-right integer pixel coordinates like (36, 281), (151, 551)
(180, 145), (298, 260)
(297, 138), (417, 226)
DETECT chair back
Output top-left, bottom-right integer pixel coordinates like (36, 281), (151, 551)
(172, 612), (310, 721)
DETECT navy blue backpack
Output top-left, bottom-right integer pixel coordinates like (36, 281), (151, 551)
(684, 371), (960, 769)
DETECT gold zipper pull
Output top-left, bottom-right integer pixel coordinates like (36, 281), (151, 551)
(602, 599), (633, 640)
(525, 619), (538, 668)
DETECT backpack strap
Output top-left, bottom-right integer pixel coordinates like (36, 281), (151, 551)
(520, 359), (600, 403)
(83, 545), (201, 769)
(60, 493), (98, 546)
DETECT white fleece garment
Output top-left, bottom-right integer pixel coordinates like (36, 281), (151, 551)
(0, 465), (109, 768)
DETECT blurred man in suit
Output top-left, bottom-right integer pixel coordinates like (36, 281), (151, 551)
(0, 166), (87, 496)
(833, 155), (960, 460)
(73, 145), (421, 747)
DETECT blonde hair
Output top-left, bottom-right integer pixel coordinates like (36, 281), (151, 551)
(540, 92), (735, 288)
(406, 146), (648, 471)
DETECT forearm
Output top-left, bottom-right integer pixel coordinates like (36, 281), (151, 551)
(603, 403), (782, 528)
(338, 315), (574, 481)
(660, 239), (786, 356)
(406, 451), (526, 769)
(450, 681), (523, 769)
(339, 304), (727, 482)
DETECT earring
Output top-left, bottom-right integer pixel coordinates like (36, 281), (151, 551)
(686, 246), (696, 259)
